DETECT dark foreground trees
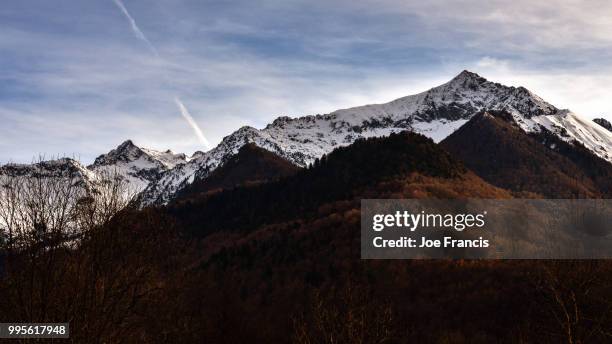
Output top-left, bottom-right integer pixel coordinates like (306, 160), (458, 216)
(292, 284), (394, 344)
(0, 167), (183, 342)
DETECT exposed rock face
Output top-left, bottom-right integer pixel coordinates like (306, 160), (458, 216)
(594, 118), (612, 132)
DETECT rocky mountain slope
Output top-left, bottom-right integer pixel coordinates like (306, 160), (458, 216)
(89, 140), (188, 192)
(594, 118), (612, 132)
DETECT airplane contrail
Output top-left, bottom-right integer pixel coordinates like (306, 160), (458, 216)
(175, 97), (211, 149)
(110, 0), (213, 150)
(111, 0), (159, 56)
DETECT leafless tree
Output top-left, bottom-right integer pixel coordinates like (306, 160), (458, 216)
(533, 261), (612, 344)
(0, 158), (167, 342)
(293, 283), (394, 344)
(0, 159), (136, 252)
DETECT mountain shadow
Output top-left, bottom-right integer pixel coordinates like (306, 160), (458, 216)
(174, 143), (300, 201)
(441, 110), (612, 198)
(166, 131), (508, 238)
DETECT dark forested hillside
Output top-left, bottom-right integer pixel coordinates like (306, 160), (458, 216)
(154, 131), (529, 343)
(166, 131), (473, 236)
(441, 111), (612, 198)
(155, 130), (612, 343)
(175, 143), (300, 201)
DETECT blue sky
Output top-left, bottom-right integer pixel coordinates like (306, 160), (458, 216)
(2, 0), (612, 162)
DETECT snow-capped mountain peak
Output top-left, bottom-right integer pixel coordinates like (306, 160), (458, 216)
(91, 140), (187, 170)
(91, 140), (140, 165)
(89, 140), (189, 192)
(329, 70), (558, 129)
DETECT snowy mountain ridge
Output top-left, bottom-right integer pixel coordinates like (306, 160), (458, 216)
(88, 140), (189, 192)
(2, 71), (611, 205)
(0, 157), (97, 183)
(138, 70), (612, 205)
(0, 142), (189, 197)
